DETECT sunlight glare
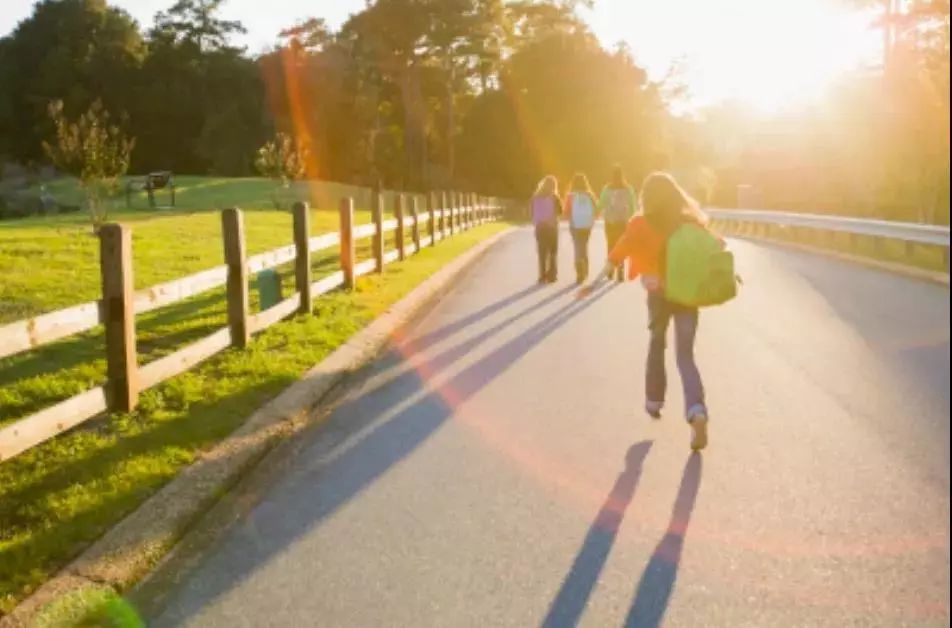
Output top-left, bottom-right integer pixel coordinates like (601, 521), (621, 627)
(586, 0), (882, 112)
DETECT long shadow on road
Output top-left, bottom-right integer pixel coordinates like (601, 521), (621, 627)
(542, 441), (654, 628)
(408, 284), (540, 352)
(624, 454), (703, 628)
(541, 452), (702, 628)
(151, 283), (614, 625)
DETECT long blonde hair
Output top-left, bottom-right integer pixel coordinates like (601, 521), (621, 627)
(640, 172), (708, 236)
(568, 172), (594, 198)
(534, 175), (558, 198)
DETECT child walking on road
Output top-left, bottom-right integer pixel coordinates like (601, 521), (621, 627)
(565, 173), (599, 284)
(530, 175), (562, 284)
(582, 172), (712, 451)
(598, 165), (637, 282)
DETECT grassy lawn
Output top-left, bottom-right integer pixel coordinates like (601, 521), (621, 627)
(0, 176), (421, 322)
(0, 219), (508, 614)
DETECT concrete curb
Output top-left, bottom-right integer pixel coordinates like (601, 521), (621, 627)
(723, 232), (950, 288)
(1, 226), (517, 627)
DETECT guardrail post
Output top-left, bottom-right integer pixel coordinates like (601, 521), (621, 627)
(395, 193), (406, 261)
(100, 223), (140, 412)
(411, 195), (421, 253)
(428, 191), (437, 246)
(222, 208), (250, 349)
(293, 201), (312, 314)
(372, 191), (384, 272)
(874, 236), (885, 258)
(339, 197), (355, 289)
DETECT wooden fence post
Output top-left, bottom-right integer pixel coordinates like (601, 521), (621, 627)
(451, 191), (457, 232)
(411, 195), (421, 253)
(222, 208), (250, 349)
(340, 197), (355, 288)
(293, 201), (312, 314)
(372, 191), (384, 272)
(395, 193), (406, 261)
(99, 223), (139, 412)
(441, 191), (448, 238)
(428, 191), (437, 247)
(461, 192), (469, 229)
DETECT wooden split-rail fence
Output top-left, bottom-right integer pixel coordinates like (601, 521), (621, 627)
(0, 191), (503, 462)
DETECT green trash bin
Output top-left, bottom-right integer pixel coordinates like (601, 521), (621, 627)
(257, 269), (282, 310)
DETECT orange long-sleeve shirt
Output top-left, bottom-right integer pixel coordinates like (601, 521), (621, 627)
(607, 215), (665, 281)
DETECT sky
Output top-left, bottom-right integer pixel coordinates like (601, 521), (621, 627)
(0, 0), (883, 112)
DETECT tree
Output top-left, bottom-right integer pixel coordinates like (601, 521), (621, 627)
(458, 30), (661, 196)
(254, 132), (309, 208)
(42, 100), (135, 228)
(152, 0), (246, 51)
(278, 18), (334, 53)
(0, 0), (144, 163)
(341, 0), (513, 189)
(133, 4), (264, 175)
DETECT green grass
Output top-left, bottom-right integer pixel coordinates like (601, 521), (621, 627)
(0, 176), (418, 322)
(0, 219), (508, 614)
(29, 584), (143, 628)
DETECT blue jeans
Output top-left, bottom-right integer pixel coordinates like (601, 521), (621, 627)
(604, 222), (627, 280)
(570, 227), (592, 281)
(646, 291), (705, 419)
(535, 224), (558, 281)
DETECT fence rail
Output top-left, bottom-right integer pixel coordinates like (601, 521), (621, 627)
(0, 190), (502, 462)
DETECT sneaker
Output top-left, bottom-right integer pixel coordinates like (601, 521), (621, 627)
(687, 405), (708, 451)
(645, 400), (663, 419)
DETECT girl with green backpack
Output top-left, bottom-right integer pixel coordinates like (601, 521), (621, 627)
(582, 172), (729, 451)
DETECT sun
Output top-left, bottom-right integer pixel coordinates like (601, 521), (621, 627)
(587, 0), (882, 113)
(699, 0), (882, 112)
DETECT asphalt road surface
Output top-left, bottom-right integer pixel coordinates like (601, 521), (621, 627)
(147, 225), (950, 627)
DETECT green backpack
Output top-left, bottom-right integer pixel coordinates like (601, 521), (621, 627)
(665, 224), (738, 308)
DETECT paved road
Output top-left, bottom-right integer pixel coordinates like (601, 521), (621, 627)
(147, 226), (950, 627)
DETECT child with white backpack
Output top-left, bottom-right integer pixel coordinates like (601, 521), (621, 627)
(598, 165), (637, 282)
(565, 172), (599, 284)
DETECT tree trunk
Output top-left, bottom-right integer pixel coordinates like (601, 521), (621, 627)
(447, 63), (456, 182)
(400, 60), (426, 189)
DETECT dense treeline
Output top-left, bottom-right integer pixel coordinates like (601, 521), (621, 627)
(0, 0), (668, 197)
(0, 0), (948, 222)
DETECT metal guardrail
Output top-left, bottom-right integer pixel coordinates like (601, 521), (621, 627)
(707, 209), (951, 248)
